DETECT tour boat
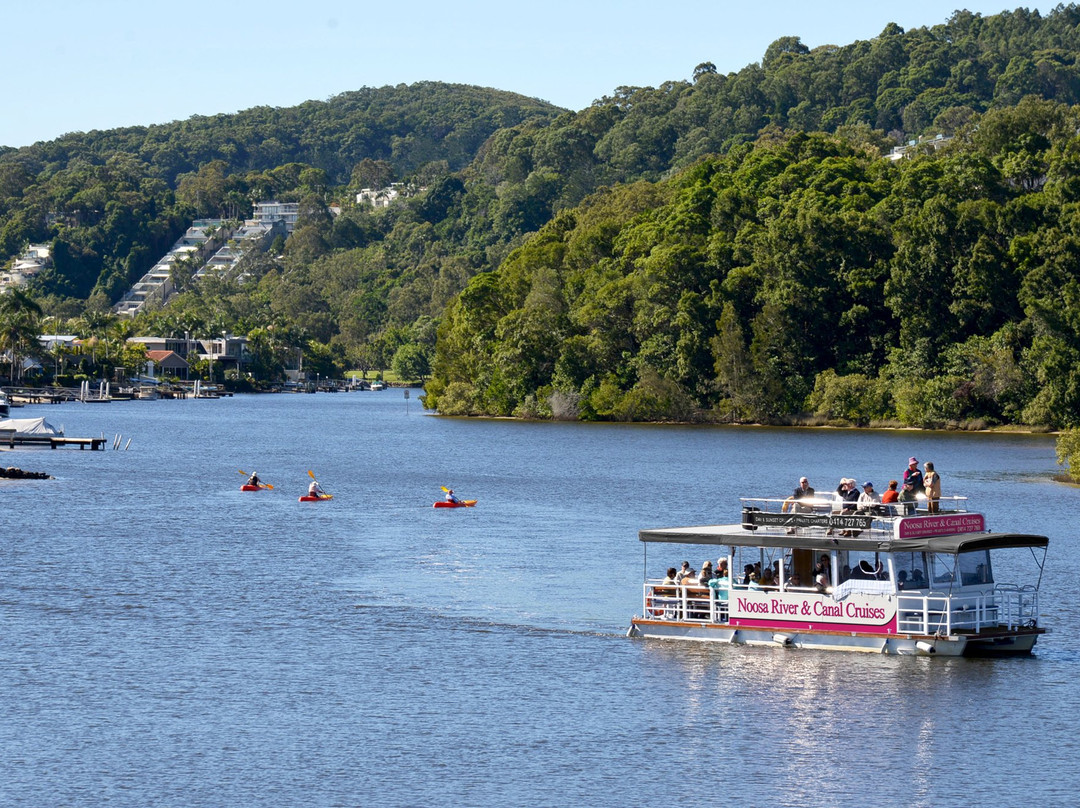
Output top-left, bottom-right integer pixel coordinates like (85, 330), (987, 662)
(628, 495), (1048, 656)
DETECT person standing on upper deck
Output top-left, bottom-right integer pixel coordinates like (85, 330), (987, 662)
(903, 457), (924, 496)
(923, 461), (941, 513)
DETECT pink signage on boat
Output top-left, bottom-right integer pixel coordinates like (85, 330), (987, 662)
(897, 513), (985, 539)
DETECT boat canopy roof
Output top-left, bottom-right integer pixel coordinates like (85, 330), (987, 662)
(638, 524), (1049, 555)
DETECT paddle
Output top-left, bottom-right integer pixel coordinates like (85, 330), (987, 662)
(238, 469), (273, 489)
(308, 469), (332, 499)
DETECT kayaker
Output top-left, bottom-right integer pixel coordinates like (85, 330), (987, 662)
(247, 472), (260, 487)
(445, 488), (460, 504)
(308, 479), (325, 498)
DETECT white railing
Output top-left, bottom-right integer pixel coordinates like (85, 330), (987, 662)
(739, 495), (969, 515)
(642, 582), (728, 624)
(738, 495), (971, 536)
(643, 581), (1040, 635)
(995, 584), (1040, 629)
(896, 585), (1039, 635)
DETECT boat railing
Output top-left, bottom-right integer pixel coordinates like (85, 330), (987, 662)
(994, 583), (1040, 629)
(896, 584), (1038, 635)
(738, 495), (970, 537)
(642, 582), (728, 624)
(643, 581), (1040, 635)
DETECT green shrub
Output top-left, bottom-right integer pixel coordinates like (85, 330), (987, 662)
(1055, 428), (1080, 482)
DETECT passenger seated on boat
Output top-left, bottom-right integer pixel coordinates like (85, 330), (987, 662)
(856, 481), (881, 514)
(759, 569), (777, 589)
(909, 569), (926, 588)
(675, 562), (692, 583)
(814, 563), (830, 593)
(699, 560), (714, 581)
(747, 572), (762, 590)
(881, 480), (899, 516)
(663, 568), (678, 586)
(679, 578), (711, 620)
(897, 570), (908, 590)
(787, 572), (803, 588)
(898, 481), (918, 515)
(848, 560), (872, 580)
(739, 564), (756, 587)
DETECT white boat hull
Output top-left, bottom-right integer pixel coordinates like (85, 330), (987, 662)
(627, 618), (1042, 656)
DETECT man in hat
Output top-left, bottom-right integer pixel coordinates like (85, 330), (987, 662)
(903, 457), (924, 496)
(898, 479), (918, 515)
(857, 481), (880, 513)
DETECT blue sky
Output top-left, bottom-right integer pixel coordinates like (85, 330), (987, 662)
(1, 1), (1056, 148)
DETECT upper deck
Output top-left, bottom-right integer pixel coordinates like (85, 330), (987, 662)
(639, 495), (1049, 555)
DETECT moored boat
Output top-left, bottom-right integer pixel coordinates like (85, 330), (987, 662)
(628, 495), (1048, 656)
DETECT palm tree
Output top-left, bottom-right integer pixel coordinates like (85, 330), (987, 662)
(78, 309), (114, 370)
(0, 288), (43, 383)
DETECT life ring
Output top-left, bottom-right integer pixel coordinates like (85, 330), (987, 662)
(646, 595), (664, 617)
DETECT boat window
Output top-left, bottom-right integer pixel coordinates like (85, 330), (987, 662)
(893, 552), (928, 589)
(842, 550), (887, 581)
(929, 553), (958, 585)
(957, 550), (993, 585)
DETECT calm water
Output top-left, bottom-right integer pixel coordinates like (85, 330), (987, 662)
(1, 392), (1076, 807)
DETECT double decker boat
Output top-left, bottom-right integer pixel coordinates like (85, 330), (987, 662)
(628, 495), (1048, 656)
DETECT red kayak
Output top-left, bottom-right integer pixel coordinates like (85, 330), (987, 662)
(299, 494), (333, 502)
(241, 484), (262, 492)
(433, 499), (477, 508)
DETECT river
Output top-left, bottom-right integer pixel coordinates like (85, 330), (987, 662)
(0, 391), (1075, 807)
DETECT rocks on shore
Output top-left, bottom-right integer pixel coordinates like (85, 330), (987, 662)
(0, 467), (52, 480)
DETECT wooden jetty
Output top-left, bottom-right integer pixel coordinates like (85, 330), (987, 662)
(0, 431), (106, 450)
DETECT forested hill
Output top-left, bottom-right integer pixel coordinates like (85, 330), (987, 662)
(1, 82), (562, 181)
(0, 83), (563, 299)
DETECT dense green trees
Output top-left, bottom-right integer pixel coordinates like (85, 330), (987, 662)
(424, 111), (1080, 429)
